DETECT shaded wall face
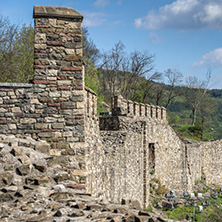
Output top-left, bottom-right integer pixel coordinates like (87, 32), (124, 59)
(187, 141), (222, 189)
(86, 116), (148, 209)
(147, 122), (188, 193)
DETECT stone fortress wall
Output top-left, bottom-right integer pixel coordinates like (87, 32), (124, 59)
(0, 5), (86, 185)
(0, 5), (222, 210)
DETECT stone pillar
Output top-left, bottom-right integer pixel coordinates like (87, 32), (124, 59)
(140, 103), (145, 117)
(33, 6), (86, 183)
(145, 104), (150, 117)
(150, 105), (155, 118)
(134, 102), (140, 116)
(157, 106), (161, 121)
(113, 95), (127, 116)
(128, 100), (134, 116)
(161, 107), (167, 123)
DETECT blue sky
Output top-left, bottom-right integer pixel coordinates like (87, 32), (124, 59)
(1, 0), (222, 88)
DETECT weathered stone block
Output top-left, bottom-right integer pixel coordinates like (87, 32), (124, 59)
(38, 132), (54, 138)
(49, 18), (57, 26)
(20, 118), (36, 124)
(57, 80), (72, 86)
(65, 48), (75, 55)
(76, 48), (82, 56)
(30, 99), (41, 104)
(47, 69), (58, 76)
(9, 124), (17, 130)
(0, 193), (13, 202)
(57, 142), (69, 149)
(34, 43), (47, 50)
(35, 33), (46, 44)
(52, 123), (64, 129)
(35, 123), (48, 130)
(67, 137), (79, 142)
(50, 149), (61, 156)
(71, 95), (84, 102)
(61, 102), (76, 109)
(76, 102), (84, 109)
(61, 148), (75, 155)
(0, 107), (7, 113)
(0, 172), (13, 187)
(16, 164), (32, 176)
(49, 91), (61, 98)
(35, 143), (50, 154)
(11, 107), (21, 112)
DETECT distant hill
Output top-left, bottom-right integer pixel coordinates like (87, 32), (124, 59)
(92, 69), (222, 141)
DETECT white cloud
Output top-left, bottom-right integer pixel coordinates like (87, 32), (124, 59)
(148, 32), (163, 44)
(134, 0), (222, 30)
(94, 0), (109, 8)
(82, 11), (106, 27)
(193, 48), (222, 67)
(134, 18), (142, 28)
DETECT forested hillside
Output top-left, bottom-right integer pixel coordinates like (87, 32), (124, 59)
(0, 16), (221, 141)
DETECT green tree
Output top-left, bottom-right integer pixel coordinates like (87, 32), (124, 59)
(85, 58), (99, 92)
(82, 27), (100, 65)
(164, 69), (183, 108)
(198, 94), (217, 140)
(0, 16), (34, 83)
(185, 72), (211, 125)
(99, 41), (161, 104)
(14, 24), (34, 83)
(82, 27), (106, 113)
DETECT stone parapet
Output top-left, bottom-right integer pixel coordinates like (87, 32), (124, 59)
(112, 95), (167, 122)
(84, 87), (97, 118)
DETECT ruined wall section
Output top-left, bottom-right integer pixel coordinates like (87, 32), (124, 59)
(84, 87), (100, 195)
(186, 141), (222, 189)
(89, 94), (169, 208)
(147, 121), (190, 192)
(96, 95), (192, 205)
(201, 141), (222, 187)
(99, 120), (146, 208)
(0, 6), (87, 185)
(84, 93), (150, 208)
(184, 143), (202, 192)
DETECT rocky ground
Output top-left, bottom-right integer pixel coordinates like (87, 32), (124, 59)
(0, 134), (172, 222)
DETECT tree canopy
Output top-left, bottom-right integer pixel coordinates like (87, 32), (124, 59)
(0, 17), (34, 83)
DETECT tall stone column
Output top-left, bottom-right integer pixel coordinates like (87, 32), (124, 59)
(33, 6), (86, 184)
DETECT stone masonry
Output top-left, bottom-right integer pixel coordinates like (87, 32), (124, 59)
(0, 6), (86, 185)
(0, 5), (222, 212)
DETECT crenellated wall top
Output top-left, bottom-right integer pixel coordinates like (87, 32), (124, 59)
(112, 95), (167, 122)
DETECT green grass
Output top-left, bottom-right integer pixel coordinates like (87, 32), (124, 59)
(171, 124), (215, 142)
(164, 197), (222, 221)
(165, 205), (193, 221)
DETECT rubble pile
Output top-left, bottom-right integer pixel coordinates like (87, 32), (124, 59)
(0, 135), (168, 222)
